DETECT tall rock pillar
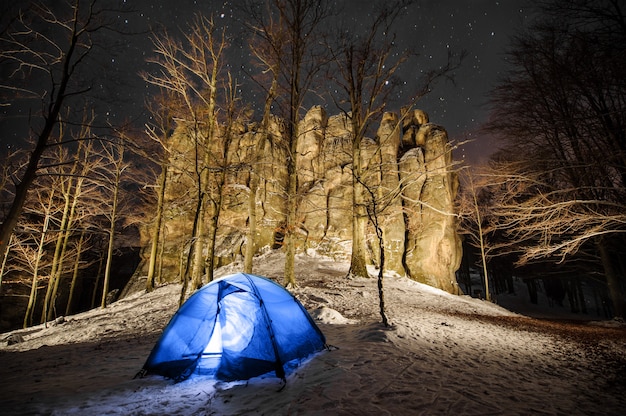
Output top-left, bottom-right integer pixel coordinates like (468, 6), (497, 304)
(377, 112), (406, 275)
(400, 121), (462, 294)
(297, 106), (328, 247)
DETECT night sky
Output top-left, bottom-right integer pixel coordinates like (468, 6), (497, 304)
(1, 0), (532, 164)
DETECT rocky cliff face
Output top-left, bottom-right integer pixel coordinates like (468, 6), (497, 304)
(139, 106), (462, 293)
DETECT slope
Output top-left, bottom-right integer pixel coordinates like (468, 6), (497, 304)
(1, 251), (625, 415)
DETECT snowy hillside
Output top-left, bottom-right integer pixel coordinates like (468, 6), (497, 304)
(1, 251), (625, 415)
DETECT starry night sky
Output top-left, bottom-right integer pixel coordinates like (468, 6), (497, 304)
(1, 0), (532, 164)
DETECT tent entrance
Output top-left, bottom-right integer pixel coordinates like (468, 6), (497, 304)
(196, 321), (222, 375)
(195, 290), (259, 376)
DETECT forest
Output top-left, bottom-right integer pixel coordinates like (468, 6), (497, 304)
(0, 0), (625, 334)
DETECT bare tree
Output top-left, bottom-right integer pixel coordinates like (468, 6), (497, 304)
(328, 1), (410, 279)
(361, 121), (461, 325)
(457, 167), (495, 301)
(143, 14), (230, 301)
(12, 165), (95, 327)
(242, 10), (283, 274)
(94, 140), (129, 308)
(18, 187), (57, 327)
(245, 0), (333, 287)
(0, 0), (131, 266)
(142, 92), (178, 292)
(484, 0), (626, 317)
(201, 73), (249, 286)
(483, 157), (626, 312)
(328, 0), (464, 279)
(41, 128), (98, 323)
(3, 131), (104, 327)
(357, 170), (393, 327)
(242, 77), (279, 275)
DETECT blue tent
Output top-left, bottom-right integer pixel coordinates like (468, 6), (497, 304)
(141, 273), (326, 382)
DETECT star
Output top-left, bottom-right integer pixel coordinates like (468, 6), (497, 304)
(2, 0), (531, 165)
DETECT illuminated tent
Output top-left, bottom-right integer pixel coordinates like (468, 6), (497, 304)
(140, 273), (326, 382)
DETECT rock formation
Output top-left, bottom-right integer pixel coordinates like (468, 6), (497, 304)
(400, 118), (462, 293)
(135, 106), (462, 294)
(376, 111), (405, 275)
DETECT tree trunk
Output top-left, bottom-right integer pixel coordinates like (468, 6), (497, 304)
(598, 240), (625, 319)
(244, 76), (277, 274)
(476, 211), (491, 302)
(192, 65), (219, 289)
(471, 175), (491, 302)
(375, 220), (390, 327)
(351, 168), (369, 278)
(365, 184), (390, 326)
(101, 161), (121, 308)
(47, 197), (74, 321)
(157, 232), (165, 285)
(65, 230), (85, 316)
(91, 252), (105, 309)
(190, 185), (207, 290)
(284, 73), (300, 289)
(24, 262), (41, 329)
(284, 155), (298, 287)
(24, 202), (53, 328)
(101, 205), (117, 308)
(180, 191), (203, 305)
(244, 173), (259, 274)
(351, 210), (369, 276)
(179, 242), (191, 307)
(146, 165), (168, 292)
(205, 192), (223, 283)
(42, 191), (71, 324)
(0, 235), (13, 291)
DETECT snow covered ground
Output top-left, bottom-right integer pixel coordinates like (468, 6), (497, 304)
(1, 251), (625, 415)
